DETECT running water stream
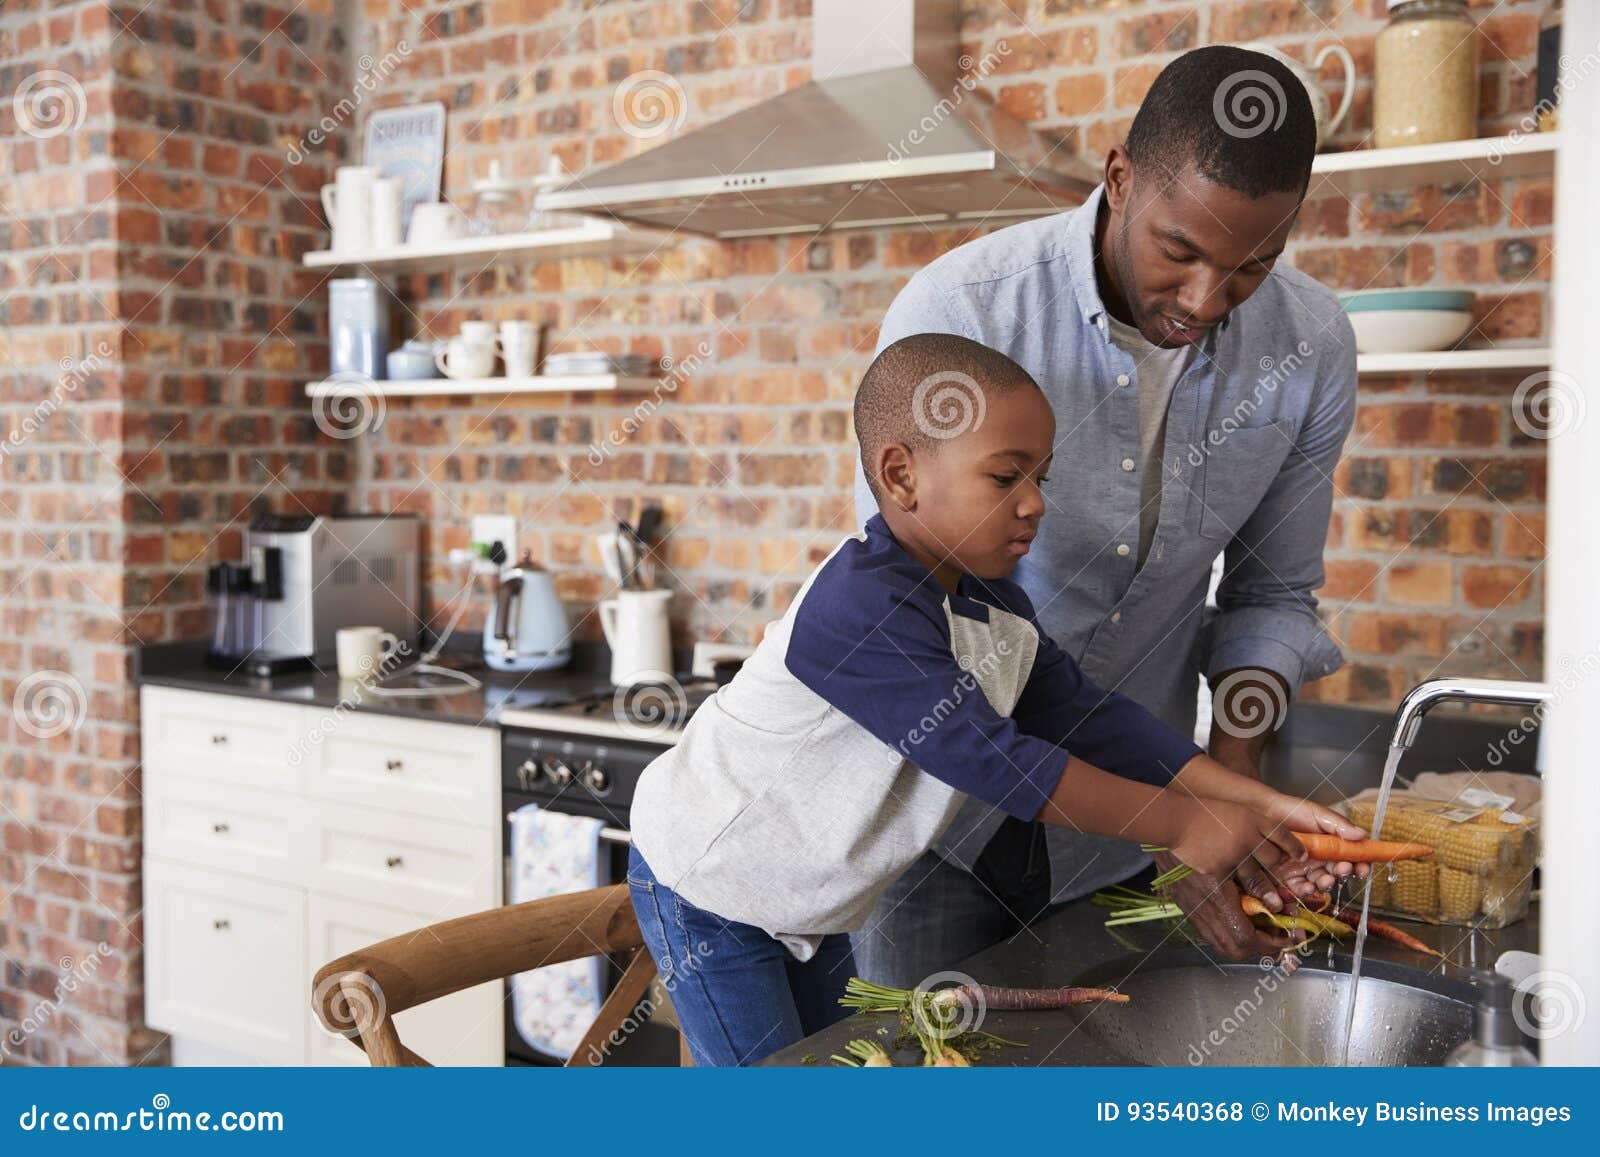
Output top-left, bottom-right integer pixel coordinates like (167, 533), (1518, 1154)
(1334, 744), (1407, 1066)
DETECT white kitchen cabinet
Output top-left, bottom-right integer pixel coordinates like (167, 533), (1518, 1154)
(143, 857), (307, 1064)
(306, 798), (497, 917)
(141, 686), (307, 794)
(309, 709), (498, 826)
(139, 684), (504, 1066)
(306, 893), (503, 1066)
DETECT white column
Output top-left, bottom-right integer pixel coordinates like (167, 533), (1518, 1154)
(1541, 1), (1600, 1065)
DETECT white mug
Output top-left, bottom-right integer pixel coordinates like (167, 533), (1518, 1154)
(336, 626), (400, 679)
(435, 334), (496, 380)
(499, 320), (539, 378)
(598, 589), (673, 687)
(320, 165), (378, 253)
(406, 201), (467, 247)
(370, 176), (404, 250)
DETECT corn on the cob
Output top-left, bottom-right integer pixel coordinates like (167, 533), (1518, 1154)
(1390, 860), (1437, 915)
(1437, 865), (1483, 920)
(1365, 869), (1390, 908)
(1482, 867), (1533, 924)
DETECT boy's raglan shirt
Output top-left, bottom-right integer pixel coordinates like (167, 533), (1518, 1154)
(628, 515), (1203, 957)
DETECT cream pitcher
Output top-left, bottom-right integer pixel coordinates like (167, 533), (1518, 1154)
(598, 589), (673, 687)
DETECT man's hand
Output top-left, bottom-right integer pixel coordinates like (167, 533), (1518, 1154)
(1151, 850), (1298, 968)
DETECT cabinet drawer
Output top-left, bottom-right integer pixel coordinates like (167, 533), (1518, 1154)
(141, 686), (306, 794)
(306, 800), (498, 917)
(143, 857), (307, 1064)
(144, 773), (304, 887)
(309, 711), (497, 825)
(306, 894), (503, 1066)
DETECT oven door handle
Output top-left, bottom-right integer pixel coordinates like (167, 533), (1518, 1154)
(505, 814), (631, 846)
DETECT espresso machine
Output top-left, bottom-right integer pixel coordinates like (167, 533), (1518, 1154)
(206, 513), (420, 677)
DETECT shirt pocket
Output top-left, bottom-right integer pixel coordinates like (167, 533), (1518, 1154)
(1191, 419), (1295, 541)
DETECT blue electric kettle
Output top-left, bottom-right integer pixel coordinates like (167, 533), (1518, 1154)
(484, 551), (571, 672)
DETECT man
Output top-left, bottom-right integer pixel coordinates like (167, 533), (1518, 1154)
(851, 45), (1358, 983)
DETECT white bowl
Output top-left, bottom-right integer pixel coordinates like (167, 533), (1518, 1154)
(1347, 309), (1474, 354)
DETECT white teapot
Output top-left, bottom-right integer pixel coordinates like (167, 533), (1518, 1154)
(1228, 42), (1356, 150)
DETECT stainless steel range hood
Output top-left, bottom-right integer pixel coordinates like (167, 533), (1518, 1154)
(536, 0), (1098, 238)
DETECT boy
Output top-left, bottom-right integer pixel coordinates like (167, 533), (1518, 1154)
(627, 334), (1364, 1066)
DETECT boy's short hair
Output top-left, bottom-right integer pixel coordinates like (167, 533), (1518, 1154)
(855, 333), (1041, 501)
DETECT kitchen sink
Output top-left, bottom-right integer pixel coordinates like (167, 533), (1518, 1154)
(1067, 960), (1473, 1066)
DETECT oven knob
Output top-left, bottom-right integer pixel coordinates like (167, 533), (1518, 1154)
(580, 763), (610, 793)
(543, 756), (574, 787)
(518, 760), (538, 791)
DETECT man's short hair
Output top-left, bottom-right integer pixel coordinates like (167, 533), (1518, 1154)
(855, 333), (1040, 501)
(1125, 45), (1316, 198)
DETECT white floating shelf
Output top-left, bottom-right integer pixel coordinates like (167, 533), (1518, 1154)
(1311, 133), (1560, 197)
(1356, 347), (1551, 375)
(302, 219), (676, 274)
(304, 374), (656, 398)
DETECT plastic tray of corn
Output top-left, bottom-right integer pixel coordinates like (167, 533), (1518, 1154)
(1338, 790), (1537, 928)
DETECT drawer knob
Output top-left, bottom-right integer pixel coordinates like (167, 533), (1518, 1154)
(211, 733), (228, 745)
(385, 758), (403, 772)
(213, 918), (231, 931)
(212, 821), (230, 834)
(385, 855), (404, 869)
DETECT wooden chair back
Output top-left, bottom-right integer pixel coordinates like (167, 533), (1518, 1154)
(311, 883), (662, 1067)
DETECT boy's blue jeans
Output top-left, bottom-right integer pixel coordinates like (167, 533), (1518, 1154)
(626, 846), (855, 1066)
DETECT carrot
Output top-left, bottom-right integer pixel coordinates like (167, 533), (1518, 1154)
(832, 1039), (893, 1067)
(930, 984), (1129, 1011)
(1332, 907), (1443, 958)
(1241, 894), (1351, 937)
(927, 1044), (970, 1067)
(1291, 832), (1434, 863)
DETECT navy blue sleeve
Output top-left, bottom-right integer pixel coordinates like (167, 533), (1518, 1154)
(1005, 595), (1203, 787)
(783, 559), (1066, 821)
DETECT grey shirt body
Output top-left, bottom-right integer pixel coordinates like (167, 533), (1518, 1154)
(855, 185), (1358, 900)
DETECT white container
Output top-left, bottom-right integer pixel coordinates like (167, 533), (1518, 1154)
(406, 201), (468, 247)
(328, 279), (386, 379)
(598, 589), (672, 687)
(1348, 309), (1474, 354)
(320, 166), (378, 253)
(499, 320), (539, 378)
(370, 176), (405, 250)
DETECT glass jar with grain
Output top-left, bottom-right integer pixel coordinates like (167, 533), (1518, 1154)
(1374, 0), (1479, 149)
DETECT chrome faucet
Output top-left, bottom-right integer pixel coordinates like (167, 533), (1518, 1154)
(1390, 677), (1554, 750)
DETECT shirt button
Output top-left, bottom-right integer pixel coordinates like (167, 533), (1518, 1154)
(1110, 611), (1122, 624)
(1116, 543), (1131, 557)
(1116, 373), (1130, 387)
(1121, 457), (1135, 471)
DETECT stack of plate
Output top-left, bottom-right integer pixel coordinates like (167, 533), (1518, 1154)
(1340, 289), (1476, 354)
(544, 351), (658, 377)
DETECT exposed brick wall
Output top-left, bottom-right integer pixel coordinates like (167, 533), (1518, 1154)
(1, 0), (351, 1065)
(350, 0), (1551, 704)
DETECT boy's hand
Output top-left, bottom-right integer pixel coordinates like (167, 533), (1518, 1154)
(1169, 799), (1302, 879)
(1258, 792), (1371, 894)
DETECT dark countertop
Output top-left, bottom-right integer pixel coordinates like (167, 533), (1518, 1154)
(764, 892), (1540, 1067)
(134, 639), (618, 728)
